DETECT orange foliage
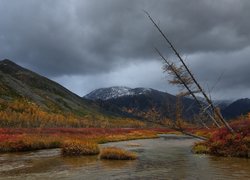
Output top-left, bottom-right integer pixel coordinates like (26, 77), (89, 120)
(62, 140), (100, 156)
(0, 98), (145, 128)
(100, 147), (137, 160)
(192, 117), (250, 158)
(0, 128), (171, 152)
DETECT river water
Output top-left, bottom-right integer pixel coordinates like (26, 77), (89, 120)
(0, 135), (249, 180)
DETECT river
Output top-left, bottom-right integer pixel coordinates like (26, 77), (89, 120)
(0, 135), (249, 180)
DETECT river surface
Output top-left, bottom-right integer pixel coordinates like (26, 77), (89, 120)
(0, 135), (249, 180)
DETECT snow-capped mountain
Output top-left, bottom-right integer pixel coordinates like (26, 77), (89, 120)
(84, 86), (202, 122)
(84, 86), (249, 121)
(84, 86), (153, 100)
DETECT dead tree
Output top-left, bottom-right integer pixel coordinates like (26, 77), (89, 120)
(156, 48), (221, 128)
(145, 11), (234, 133)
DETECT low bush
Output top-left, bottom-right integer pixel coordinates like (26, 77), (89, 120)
(192, 119), (250, 158)
(100, 147), (137, 160)
(62, 140), (100, 156)
(192, 143), (210, 154)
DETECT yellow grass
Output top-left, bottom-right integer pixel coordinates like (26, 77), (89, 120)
(100, 147), (137, 160)
(62, 140), (100, 156)
(192, 143), (210, 154)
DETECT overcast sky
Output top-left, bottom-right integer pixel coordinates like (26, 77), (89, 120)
(0, 0), (250, 100)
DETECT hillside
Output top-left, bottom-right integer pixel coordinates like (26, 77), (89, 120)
(0, 59), (143, 128)
(222, 98), (250, 119)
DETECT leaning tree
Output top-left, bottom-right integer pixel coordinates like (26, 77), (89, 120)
(145, 11), (234, 134)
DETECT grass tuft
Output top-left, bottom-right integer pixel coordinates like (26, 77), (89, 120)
(192, 143), (210, 154)
(62, 140), (100, 156)
(100, 147), (137, 160)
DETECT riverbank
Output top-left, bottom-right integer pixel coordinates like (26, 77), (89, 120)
(192, 118), (250, 158)
(0, 128), (173, 152)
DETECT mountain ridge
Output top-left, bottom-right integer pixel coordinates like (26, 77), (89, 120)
(85, 86), (155, 100)
(0, 59), (144, 128)
(84, 86), (202, 122)
(85, 86), (250, 121)
(222, 98), (250, 119)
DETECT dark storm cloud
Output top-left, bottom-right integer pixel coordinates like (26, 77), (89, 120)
(187, 47), (250, 99)
(0, 0), (250, 75)
(0, 0), (250, 98)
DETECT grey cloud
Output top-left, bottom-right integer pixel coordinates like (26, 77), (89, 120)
(186, 46), (250, 99)
(1, 0), (250, 77)
(0, 0), (250, 99)
(52, 60), (178, 96)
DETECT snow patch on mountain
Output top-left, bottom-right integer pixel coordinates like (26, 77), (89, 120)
(84, 86), (153, 100)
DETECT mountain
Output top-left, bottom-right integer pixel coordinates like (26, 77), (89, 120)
(85, 86), (154, 100)
(85, 87), (250, 122)
(0, 59), (99, 113)
(213, 100), (233, 110)
(84, 87), (201, 122)
(222, 98), (250, 119)
(187, 96), (233, 110)
(0, 59), (143, 128)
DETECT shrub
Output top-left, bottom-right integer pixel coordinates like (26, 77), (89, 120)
(100, 147), (137, 160)
(192, 119), (250, 158)
(192, 143), (209, 154)
(62, 140), (100, 156)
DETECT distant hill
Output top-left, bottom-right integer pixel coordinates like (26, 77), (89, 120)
(222, 98), (250, 119)
(213, 99), (233, 110)
(85, 86), (136, 100)
(0, 59), (143, 128)
(84, 86), (201, 123)
(85, 87), (250, 122)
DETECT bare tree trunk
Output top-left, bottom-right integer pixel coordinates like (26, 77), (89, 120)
(155, 48), (221, 128)
(145, 11), (234, 133)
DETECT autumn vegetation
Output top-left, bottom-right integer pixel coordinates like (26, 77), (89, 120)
(0, 97), (249, 159)
(0, 128), (171, 153)
(100, 147), (137, 160)
(0, 98), (145, 128)
(192, 115), (250, 158)
(62, 140), (100, 156)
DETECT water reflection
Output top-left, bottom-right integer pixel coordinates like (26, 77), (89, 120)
(100, 160), (136, 170)
(62, 156), (98, 167)
(207, 155), (250, 179)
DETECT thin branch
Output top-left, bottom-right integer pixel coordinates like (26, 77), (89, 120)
(155, 48), (221, 128)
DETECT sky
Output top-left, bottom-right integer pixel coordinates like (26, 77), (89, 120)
(0, 0), (250, 100)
